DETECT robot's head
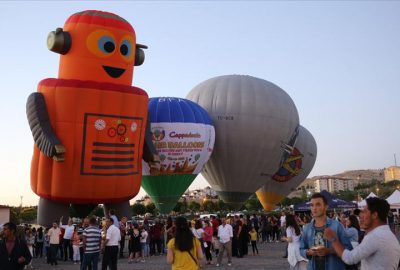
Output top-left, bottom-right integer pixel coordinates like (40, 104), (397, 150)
(47, 10), (146, 85)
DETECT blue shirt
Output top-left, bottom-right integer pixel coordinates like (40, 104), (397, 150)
(345, 227), (358, 243)
(300, 218), (352, 270)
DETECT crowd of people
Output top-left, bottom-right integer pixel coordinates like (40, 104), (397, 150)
(1, 193), (400, 270)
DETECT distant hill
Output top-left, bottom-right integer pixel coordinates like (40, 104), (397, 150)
(302, 169), (385, 186)
(332, 169), (384, 182)
(290, 169), (385, 198)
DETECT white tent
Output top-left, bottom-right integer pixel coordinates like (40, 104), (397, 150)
(386, 190), (400, 209)
(357, 192), (377, 208)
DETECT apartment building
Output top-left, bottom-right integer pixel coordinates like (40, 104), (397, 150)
(314, 177), (355, 192)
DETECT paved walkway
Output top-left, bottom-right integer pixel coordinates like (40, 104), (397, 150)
(29, 231), (400, 270)
(30, 241), (290, 270)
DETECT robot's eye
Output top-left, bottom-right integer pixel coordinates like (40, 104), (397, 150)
(120, 40), (132, 57)
(98, 36), (115, 54)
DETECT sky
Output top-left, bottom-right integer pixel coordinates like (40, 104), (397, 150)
(1, 1), (399, 206)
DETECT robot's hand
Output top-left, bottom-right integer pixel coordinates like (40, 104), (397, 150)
(52, 144), (66, 162)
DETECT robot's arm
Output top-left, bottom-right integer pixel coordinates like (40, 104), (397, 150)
(26, 92), (65, 161)
(142, 117), (160, 175)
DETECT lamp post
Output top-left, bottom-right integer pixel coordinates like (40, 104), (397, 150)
(18, 195), (23, 224)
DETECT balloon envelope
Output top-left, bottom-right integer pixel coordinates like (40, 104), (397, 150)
(142, 97), (215, 213)
(186, 75), (299, 208)
(256, 125), (317, 210)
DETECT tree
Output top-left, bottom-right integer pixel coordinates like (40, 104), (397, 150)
(173, 202), (183, 213)
(20, 207), (37, 223)
(291, 197), (306, 205)
(10, 208), (19, 224)
(217, 200), (227, 211)
(335, 190), (358, 202)
(386, 179), (400, 188)
(203, 200), (216, 212)
(131, 203), (146, 216)
(280, 197), (292, 206)
(145, 203), (157, 215)
(188, 201), (200, 212)
(182, 199), (188, 213)
(90, 205), (105, 218)
(244, 195), (262, 211)
(69, 204), (97, 218)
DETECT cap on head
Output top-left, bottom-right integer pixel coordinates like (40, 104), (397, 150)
(51, 10), (146, 85)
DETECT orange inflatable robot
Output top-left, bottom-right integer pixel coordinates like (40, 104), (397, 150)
(26, 10), (158, 225)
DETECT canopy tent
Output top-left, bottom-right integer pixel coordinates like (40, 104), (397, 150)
(386, 190), (400, 209)
(294, 190), (357, 211)
(294, 201), (312, 211)
(357, 192), (377, 208)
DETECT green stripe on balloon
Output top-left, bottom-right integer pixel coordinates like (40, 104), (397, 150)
(141, 174), (197, 214)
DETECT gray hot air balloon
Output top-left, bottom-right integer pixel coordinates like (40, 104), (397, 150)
(256, 125), (317, 210)
(186, 75), (299, 208)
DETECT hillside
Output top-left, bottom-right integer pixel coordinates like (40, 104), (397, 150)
(332, 169), (384, 182)
(301, 169), (385, 187)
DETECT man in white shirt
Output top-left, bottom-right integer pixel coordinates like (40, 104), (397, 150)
(324, 197), (400, 270)
(102, 218), (121, 270)
(59, 216), (75, 261)
(47, 222), (61, 266)
(216, 218), (233, 267)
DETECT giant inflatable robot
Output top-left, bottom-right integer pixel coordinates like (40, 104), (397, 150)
(26, 10), (159, 225)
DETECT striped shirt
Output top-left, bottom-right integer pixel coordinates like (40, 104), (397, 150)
(83, 225), (101, 253)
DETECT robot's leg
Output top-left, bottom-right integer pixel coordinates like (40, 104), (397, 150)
(103, 201), (131, 220)
(37, 198), (70, 227)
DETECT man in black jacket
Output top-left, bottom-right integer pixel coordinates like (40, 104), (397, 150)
(0, 222), (32, 270)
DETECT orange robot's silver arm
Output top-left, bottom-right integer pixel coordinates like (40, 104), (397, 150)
(26, 92), (65, 161)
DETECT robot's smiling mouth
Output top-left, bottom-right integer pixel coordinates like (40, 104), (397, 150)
(102, 66), (126, 78)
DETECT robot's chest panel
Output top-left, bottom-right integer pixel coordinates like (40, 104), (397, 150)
(80, 113), (143, 176)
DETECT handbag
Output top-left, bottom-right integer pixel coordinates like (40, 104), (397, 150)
(187, 250), (198, 266)
(186, 238), (198, 266)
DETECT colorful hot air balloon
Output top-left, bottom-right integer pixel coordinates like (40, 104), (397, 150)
(26, 10), (158, 225)
(141, 97), (215, 213)
(187, 75), (299, 209)
(256, 125), (317, 210)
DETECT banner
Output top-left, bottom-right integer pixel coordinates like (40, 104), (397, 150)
(142, 122), (215, 175)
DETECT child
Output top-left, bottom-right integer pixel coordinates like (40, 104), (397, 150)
(140, 226), (149, 262)
(211, 234), (221, 257)
(249, 226), (259, 255)
(71, 227), (81, 264)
